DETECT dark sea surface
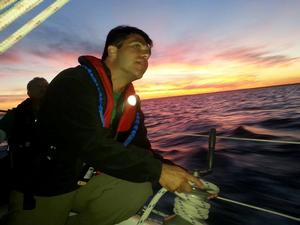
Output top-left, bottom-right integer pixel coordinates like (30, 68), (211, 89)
(142, 84), (300, 225)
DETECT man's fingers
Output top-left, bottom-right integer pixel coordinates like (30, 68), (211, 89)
(176, 182), (193, 193)
(167, 186), (177, 192)
(208, 193), (218, 199)
(187, 174), (204, 189)
(159, 164), (205, 193)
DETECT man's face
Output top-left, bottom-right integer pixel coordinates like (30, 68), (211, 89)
(114, 34), (151, 81)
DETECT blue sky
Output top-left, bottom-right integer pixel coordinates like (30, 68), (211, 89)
(1, 0), (300, 108)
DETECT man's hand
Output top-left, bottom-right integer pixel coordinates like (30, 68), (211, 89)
(159, 163), (204, 193)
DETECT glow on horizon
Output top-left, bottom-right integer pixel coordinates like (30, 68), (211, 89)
(134, 59), (300, 99)
(1, 52), (300, 109)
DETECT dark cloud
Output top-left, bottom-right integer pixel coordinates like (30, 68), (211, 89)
(25, 25), (103, 57)
(216, 47), (299, 66)
(0, 24), (103, 66)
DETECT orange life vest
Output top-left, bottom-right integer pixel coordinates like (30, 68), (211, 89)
(79, 55), (140, 146)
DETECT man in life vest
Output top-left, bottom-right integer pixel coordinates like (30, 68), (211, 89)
(4, 26), (204, 225)
(0, 77), (48, 209)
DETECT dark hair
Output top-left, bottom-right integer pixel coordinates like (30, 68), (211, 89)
(27, 77), (48, 99)
(27, 77), (48, 91)
(101, 25), (153, 60)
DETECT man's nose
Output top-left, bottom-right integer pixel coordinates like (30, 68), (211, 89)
(141, 50), (150, 59)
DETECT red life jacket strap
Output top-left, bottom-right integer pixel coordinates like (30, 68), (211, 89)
(79, 55), (138, 133)
(117, 84), (137, 132)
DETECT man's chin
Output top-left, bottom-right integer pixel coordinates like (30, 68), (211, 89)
(134, 74), (144, 80)
(133, 71), (145, 80)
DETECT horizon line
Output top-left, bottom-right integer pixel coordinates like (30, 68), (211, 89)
(0, 82), (299, 110)
(142, 82), (300, 101)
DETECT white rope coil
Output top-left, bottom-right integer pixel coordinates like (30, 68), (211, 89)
(137, 180), (219, 225)
(174, 181), (219, 225)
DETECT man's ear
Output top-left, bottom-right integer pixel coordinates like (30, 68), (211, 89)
(107, 45), (118, 58)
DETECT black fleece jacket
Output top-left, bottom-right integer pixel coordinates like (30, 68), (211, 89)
(35, 64), (163, 196)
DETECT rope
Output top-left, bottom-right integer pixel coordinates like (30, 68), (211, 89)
(0, 0), (17, 11)
(137, 188), (167, 224)
(173, 181), (219, 225)
(217, 196), (300, 222)
(137, 180), (300, 224)
(0, 0), (43, 32)
(137, 180), (220, 225)
(152, 131), (300, 145)
(0, 0), (70, 54)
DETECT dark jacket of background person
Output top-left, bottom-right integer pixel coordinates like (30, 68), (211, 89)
(34, 59), (163, 196)
(0, 77), (48, 205)
(0, 98), (42, 206)
(2, 99), (41, 189)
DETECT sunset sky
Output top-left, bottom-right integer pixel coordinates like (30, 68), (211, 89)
(1, 0), (300, 109)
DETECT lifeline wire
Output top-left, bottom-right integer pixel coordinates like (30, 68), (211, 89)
(153, 131), (300, 145)
(217, 196), (300, 222)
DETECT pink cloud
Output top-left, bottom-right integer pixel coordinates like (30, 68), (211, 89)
(0, 50), (23, 64)
(0, 49), (99, 80)
(149, 31), (300, 69)
(150, 36), (216, 66)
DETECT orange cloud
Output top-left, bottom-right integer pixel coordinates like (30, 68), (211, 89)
(136, 55), (300, 99)
(0, 95), (27, 110)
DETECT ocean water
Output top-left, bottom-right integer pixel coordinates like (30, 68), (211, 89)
(142, 84), (300, 225)
(0, 84), (299, 224)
